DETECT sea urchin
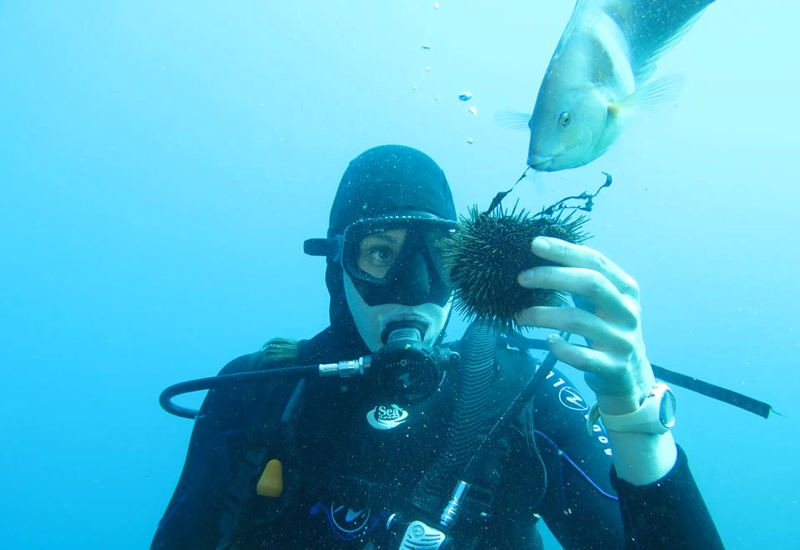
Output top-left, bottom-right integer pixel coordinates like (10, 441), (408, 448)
(444, 205), (589, 331)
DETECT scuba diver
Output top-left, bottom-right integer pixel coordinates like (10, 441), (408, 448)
(152, 145), (724, 549)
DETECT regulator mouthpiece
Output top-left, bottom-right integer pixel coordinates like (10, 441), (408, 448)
(374, 320), (456, 405)
(381, 319), (426, 345)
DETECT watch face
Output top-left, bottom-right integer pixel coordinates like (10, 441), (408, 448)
(659, 389), (677, 428)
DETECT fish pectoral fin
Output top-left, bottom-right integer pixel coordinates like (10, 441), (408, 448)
(619, 74), (686, 113)
(494, 111), (531, 130)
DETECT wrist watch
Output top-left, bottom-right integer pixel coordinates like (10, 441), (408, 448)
(587, 382), (677, 435)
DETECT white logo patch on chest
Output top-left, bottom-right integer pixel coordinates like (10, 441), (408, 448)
(366, 404), (409, 430)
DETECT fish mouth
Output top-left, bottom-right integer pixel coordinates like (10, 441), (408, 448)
(527, 154), (555, 171)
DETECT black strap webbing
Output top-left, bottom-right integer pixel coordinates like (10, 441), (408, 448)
(503, 331), (774, 419)
(215, 367), (307, 549)
(650, 363), (772, 419)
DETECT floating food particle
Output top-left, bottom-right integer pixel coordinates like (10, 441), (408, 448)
(468, 106), (478, 115)
(458, 91), (473, 102)
(467, 137), (474, 144)
(422, 44), (431, 50)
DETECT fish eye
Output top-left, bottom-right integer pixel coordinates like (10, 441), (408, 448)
(558, 111), (571, 128)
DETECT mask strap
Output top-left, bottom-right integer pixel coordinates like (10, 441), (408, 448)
(303, 235), (344, 263)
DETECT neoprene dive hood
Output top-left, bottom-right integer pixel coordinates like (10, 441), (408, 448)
(301, 145), (458, 357)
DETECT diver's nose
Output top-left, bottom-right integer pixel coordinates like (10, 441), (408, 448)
(397, 251), (431, 306)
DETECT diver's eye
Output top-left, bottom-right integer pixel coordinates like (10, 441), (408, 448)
(357, 229), (406, 279)
(366, 245), (396, 265)
(558, 111), (571, 128)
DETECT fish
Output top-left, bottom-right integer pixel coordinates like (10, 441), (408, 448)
(516, 0), (715, 171)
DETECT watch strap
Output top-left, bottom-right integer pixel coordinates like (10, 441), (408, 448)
(586, 383), (675, 435)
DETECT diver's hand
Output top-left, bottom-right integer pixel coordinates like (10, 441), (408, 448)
(515, 236), (656, 415)
(515, 236), (677, 485)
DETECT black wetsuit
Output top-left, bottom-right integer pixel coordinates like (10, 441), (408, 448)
(152, 332), (724, 550)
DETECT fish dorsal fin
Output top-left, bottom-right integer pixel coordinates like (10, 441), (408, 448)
(552, 0), (594, 59)
(604, 0), (715, 84)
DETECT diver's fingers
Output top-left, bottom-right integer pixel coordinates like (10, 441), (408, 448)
(530, 237), (640, 299)
(544, 333), (621, 378)
(547, 334), (652, 408)
(517, 265), (638, 329)
(516, 306), (617, 346)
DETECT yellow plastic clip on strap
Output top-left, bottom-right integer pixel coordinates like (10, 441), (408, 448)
(256, 459), (284, 498)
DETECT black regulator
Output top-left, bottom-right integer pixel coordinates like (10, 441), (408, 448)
(161, 320), (459, 418)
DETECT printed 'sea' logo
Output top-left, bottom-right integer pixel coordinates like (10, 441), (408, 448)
(366, 404), (409, 430)
(558, 386), (588, 411)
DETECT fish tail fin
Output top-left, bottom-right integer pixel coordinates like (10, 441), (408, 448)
(636, 11), (706, 83)
(624, 0), (715, 84)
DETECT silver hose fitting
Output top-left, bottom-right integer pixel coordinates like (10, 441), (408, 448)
(440, 480), (469, 529)
(318, 356), (371, 378)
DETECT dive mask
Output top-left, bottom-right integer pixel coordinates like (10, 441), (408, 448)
(305, 213), (457, 306)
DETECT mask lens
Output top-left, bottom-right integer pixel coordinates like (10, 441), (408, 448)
(356, 228), (406, 280)
(426, 229), (452, 283)
(341, 217), (456, 285)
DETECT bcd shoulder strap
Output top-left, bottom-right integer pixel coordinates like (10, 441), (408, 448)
(215, 351), (308, 550)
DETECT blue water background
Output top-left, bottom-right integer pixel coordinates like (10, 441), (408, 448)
(1, 1), (797, 548)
